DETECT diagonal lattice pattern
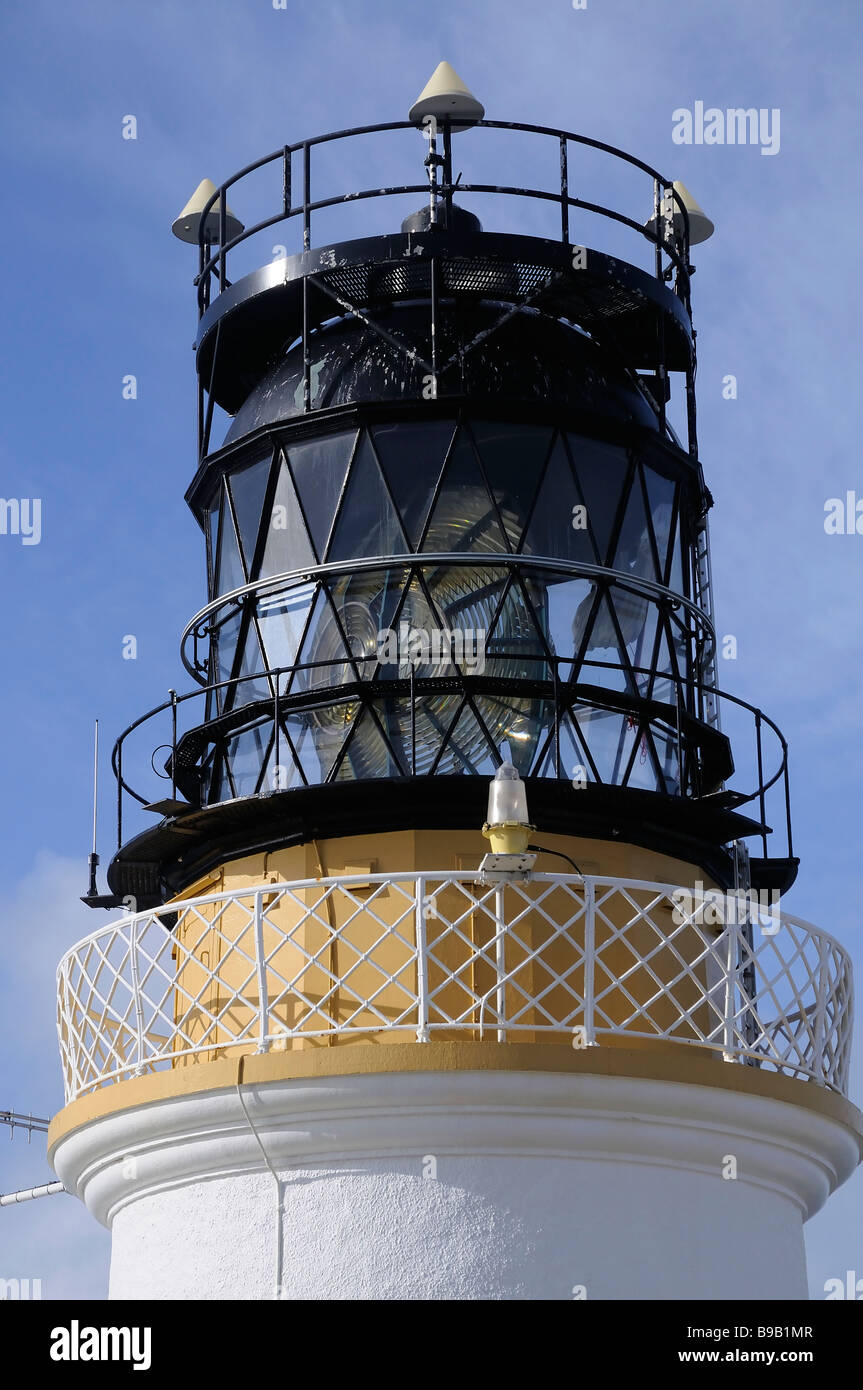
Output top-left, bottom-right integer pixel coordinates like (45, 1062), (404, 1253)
(56, 874), (853, 1103)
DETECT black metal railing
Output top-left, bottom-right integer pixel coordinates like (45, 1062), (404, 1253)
(192, 119), (694, 315)
(109, 651), (792, 866)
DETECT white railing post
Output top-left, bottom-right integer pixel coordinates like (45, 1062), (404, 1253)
(722, 915), (738, 1063)
(813, 935), (830, 1079)
(415, 876), (430, 1042)
(495, 885), (506, 1043)
(254, 889), (270, 1054)
(52, 872), (853, 1099)
(584, 878), (595, 1045)
(130, 916), (146, 1078)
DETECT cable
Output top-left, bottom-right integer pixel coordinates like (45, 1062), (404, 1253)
(527, 845), (584, 877)
(236, 1067), (285, 1300)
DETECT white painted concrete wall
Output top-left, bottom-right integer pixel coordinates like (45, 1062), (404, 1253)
(52, 1070), (860, 1300)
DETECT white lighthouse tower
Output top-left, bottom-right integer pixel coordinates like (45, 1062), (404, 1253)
(50, 68), (861, 1300)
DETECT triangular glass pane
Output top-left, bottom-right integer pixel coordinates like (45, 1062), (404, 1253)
(650, 724), (683, 796)
(613, 466), (658, 582)
(207, 494), (221, 594)
(328, 433), (406, 561)
(216, 500), (246, 595)
(576, 708), (631, 784)
(306, 700), (360, 782)
(437, 703), (499, 777)
(520, 436), (595, 563)
(609, 587), (652, 659)
(622, 724), (663, 793)
(470, 422), (552, 552)
(228, 456), (273, 574)
(260, 454), (315, 578)
(288, 430), (357, 562)
(328, 568), (410, 678)
(280, 710), (345, 787)
(643, 467), (676, 584)
(260, 728), (302, 793)
(213, 608), (242, 693)
(231, 618), (274, 708)
(476, 696), (546, 777)
(535, 711), (590, 783)
(568, 436), (630, 566)
(256, 580), (316, 676)
(578, 591), (634, 693)
(372, 421), (454, 549)
(485, 576), (550, 680)
(421, 429), (507, 553)
(224, 723), (270, 798)
(668, 518), (685, 596)
(651, 616), (687, 705)
(533, 573), (595, 676)
(628, 597), (660, 696)
(293, 588), (354, 694)
(335, 706), (403, 781)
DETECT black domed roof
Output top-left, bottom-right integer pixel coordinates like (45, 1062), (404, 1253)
(223, 303), (657, 444)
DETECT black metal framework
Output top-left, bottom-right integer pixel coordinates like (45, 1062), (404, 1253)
(111, 656), (793, 865)
(190, 119), (699, 465)
(88, 111), (803, 914)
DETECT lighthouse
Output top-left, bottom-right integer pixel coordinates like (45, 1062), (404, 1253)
(49, 64), (861, 1300)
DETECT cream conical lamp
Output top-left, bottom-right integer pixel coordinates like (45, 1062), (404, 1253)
(408, 61), (484, 131)
(645, 181), (714, 246)
(172, 178), (244, 245)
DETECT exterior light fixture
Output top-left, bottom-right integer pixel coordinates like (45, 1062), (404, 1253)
(645, 180), (715, 247)
(171, 178), (244, 245)
(408, 61), (485, 131)
(478, 762), (537, 880)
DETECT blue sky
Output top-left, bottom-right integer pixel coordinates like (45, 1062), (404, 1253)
(0, 0), (861, 1299)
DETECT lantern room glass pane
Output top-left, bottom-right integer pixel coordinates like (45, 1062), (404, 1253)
(287, 430), (357, 562)
(258, 455), (315, 578)
(372, 420), (455, 549)
(421, 430), (506, 553)
(328, 433), (407, 561)
(470, 421), (552, 552)
(568, 436), (630, 566)
(521, 436), (595, 565)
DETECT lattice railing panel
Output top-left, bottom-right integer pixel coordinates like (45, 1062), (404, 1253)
(55, 874), (853, 1101)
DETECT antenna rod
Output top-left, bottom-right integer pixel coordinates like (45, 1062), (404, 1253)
(86, 719), (100, 899)
(1, 1182), (66, 1207)
(1, 1109), (50, 1136)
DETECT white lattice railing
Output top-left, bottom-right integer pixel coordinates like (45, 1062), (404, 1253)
(56, 873), (853, 1102)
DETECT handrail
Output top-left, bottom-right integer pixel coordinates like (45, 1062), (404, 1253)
(108, 641), (791, 862)
(56, 873), (851, 1102)
(191, 119), (693, 317)
(178, 556), (712, 684)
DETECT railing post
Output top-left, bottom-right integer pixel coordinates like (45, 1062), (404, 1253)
(254, 889), (270, 1053)
(652, 178), (663, 280)
(584, 878), (595, 1045)
(495, 885), (506, 1043)
(415, 876), (430, 1042)
(755, 710), (768, 857)
(303, 143), (311, 250)
(129, 916), (146, 1078)
(116, 739), (123, 852)
(722, 914), (738, 1062)
(813, 934), (830, 1082)
(169, 689), (178, 800)
(559, 135), (569, 244)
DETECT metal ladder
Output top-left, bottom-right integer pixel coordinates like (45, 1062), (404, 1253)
(732, 840), (759, 1060)
(693, 513), (720, 732)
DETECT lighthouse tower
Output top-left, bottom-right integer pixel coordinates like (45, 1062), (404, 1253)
(50, 67), (861, 1300)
